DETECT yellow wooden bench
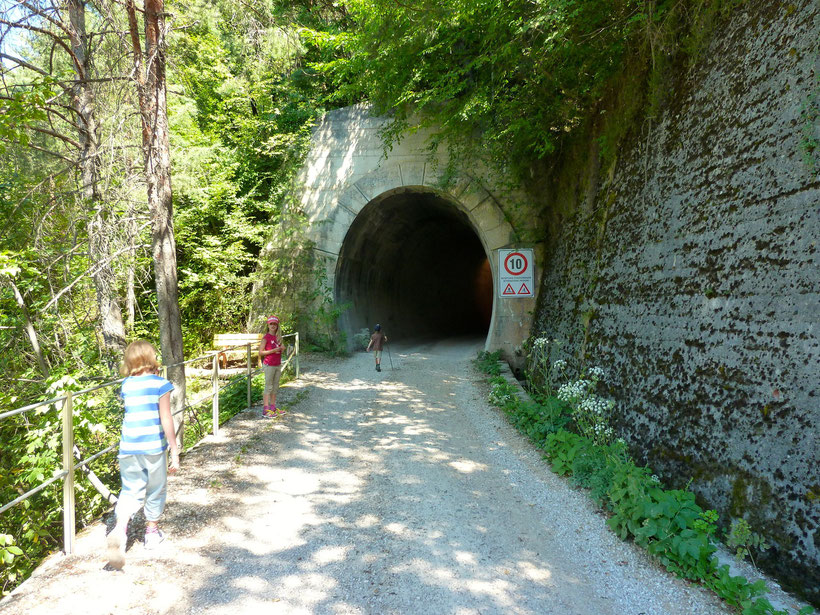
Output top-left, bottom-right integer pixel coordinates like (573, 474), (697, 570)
(213, 333), (263, 369)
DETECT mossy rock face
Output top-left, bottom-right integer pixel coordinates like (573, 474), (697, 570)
(530, 0), (820, 606)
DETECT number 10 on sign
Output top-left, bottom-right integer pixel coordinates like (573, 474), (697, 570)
(498, 249), (534, 298)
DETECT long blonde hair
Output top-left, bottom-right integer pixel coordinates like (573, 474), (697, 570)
(120, 340), (160, 377)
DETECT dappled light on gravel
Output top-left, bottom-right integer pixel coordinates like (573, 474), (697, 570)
(0, 341), (732, 615)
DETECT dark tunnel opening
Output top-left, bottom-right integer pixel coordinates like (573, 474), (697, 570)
(336, 188), (493, 343)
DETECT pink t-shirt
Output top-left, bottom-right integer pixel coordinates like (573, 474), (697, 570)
(262, 333), (282, 366)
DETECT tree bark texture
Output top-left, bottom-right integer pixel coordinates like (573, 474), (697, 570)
(68, 0), (127, 359)
(126, 0), (186, 442)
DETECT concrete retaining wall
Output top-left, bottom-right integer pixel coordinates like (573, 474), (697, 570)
(533, 0), (819, 600)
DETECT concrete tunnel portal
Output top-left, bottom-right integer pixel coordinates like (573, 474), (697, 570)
(335, 188), (494, 343)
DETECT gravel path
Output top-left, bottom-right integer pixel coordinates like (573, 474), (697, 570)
(1, 339), (740, 614)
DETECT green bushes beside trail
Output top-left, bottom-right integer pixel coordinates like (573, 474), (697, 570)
(0, 366), (284, 595)
(475, 350), (813, 615)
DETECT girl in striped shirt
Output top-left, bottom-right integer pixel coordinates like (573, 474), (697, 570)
(106, 340), (180, 569)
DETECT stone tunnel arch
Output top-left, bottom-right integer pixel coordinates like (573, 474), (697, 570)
(286, 104), (535, 358)
(335, 186), (494, 341)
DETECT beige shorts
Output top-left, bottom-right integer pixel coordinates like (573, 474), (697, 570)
(264, 364), (282, 395)
(373, 350), (382, 360)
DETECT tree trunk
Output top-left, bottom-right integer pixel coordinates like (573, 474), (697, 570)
(7, 278), (49, 377)
(67, 0), (127, 360)
(126, 0), (186, 444)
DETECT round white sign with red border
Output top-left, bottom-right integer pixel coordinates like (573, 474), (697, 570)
(498, 249), (534, 297)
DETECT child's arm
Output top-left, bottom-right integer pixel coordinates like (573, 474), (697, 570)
(259, 337), (283, 357)
(366, 338), (373, 352)
(158, 392), (180, 473)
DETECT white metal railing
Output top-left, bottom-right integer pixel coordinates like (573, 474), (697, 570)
(0, 332), (299, 556)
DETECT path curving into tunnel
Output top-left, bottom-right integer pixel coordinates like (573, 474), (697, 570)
(336, 187), (493, 342)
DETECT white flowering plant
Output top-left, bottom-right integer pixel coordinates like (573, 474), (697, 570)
(525, 336), (567, 399)
(556, 366), (615, 446)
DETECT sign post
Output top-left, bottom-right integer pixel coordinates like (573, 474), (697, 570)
(498, 249), (534, 298)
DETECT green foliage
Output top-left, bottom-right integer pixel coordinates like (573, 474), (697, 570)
(319, 0), (746, 183)
(477, 350), (811, 615)
(474, 350), (502, 376)
(331, 0), (642, 179)
(486, 376), (519, 411)
(798, 81), (819, 172)
(727, 518), (771, 570)
(544, 430), (587, 476)
(0, 533), (24, 590)
(0, 373), (122, 594)
(524, 337), (567, 399)
(183, 371), (268, 446)
(352, 328), (371, 351)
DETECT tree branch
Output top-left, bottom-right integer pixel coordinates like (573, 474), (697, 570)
(26, 124), (83, 149)
(42, 241), (152, 312)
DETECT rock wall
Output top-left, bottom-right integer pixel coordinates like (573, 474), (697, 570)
(534, 0), (819, 601)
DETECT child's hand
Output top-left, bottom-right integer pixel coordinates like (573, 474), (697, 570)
(169, 450), (180, 474)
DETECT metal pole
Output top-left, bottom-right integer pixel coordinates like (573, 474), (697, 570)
(247, 343), (252, 409)
(62, 392), (76, 555)
(295, 332), (300, 379)
(212, 353), (219, 436)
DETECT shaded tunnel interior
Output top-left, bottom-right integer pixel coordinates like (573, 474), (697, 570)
(336, 188), (493, 342)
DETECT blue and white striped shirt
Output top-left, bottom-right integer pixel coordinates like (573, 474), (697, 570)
(118, 374), (174, 457)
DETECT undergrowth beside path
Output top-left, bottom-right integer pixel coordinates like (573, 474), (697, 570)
(475, 350), (814, 615)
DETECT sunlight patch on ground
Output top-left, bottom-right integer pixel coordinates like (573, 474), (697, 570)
(391, 559), (517, 608)
(320, 379), (376, 391)
(454, 550), (478, 565)
(384, 521), (409, 536)
(278, 572), (337, 606)
(231, 574), (270, 592)
(403, 424), (438, 436)
(517, 560), (553, 582)
(354, 514), (380, 528)
(449, 458), (487, 474)
(312, 545), (350, 565)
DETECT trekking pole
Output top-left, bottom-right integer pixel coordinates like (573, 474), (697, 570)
(386, 341), (394, 370)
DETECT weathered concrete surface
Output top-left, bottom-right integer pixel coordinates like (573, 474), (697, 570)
(270, 104), (537, 359)
(533, 0), (819, 602)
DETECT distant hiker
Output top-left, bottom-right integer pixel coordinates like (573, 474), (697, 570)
(107, 340), (180, 570)
(366, 324), (388, 372)
(259, 315), (284, 417)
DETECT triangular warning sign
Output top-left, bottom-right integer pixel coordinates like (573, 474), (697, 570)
(503, 283), (516, 295)
(518, 282), (531, 295)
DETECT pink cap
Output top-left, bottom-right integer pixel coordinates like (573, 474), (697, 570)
(267, 316), (279, 324)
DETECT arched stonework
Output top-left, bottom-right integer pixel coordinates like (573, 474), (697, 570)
(295, 104), (534, 357)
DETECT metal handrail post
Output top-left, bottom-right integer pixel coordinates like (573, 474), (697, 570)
(212, 353), (219, 436)
(61, 392), (76, 555)
(295, 332), (300, 379)
(246, 343), (252, 409)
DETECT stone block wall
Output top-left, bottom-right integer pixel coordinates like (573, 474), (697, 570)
(534, 0), (818, 600)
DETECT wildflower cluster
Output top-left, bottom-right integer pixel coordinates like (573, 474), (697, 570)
(556, 367), (615, 446)
(526, 337), (566, 397)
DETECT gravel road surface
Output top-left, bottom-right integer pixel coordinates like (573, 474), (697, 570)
(1, 338), (750, 614)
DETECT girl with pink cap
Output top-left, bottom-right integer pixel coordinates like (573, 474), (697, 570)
(259, 315), (284, 417)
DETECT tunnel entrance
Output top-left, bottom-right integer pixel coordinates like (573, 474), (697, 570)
(335, 188), (493, 343)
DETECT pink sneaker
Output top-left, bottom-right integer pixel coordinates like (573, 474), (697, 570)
(263, 406), (275, 418)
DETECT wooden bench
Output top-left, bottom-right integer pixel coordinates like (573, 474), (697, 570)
(213, 333), (263, 369)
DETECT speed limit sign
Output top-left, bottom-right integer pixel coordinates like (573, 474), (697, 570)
(498, 249), (534, 297)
